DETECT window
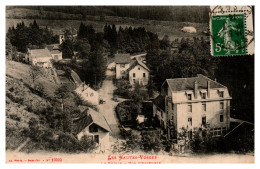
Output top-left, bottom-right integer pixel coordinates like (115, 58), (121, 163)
(201, 92), (206, 99)
(202, 103), (206, 111)
(120, 64), (125, 68)
(212, 127), (226, 136)
(188, 105), (192, 112)
(172, 103), (174, 110)
(220, 114), (224, 122)
(90, 93), (94, 97)
(161, 111), (163, 118)
(187, 94), (192, 100)
(120, 70), (125, 74)
(138, 67), (140, 70)
(220, 102), (224, 110)
(133, 79), (136, 83)
(143, 73), (146, 77)
(89, 124), (98, 133)
(219, 91), (224, 98)
(133, 73), (136, 77)
(202, 116), (206, 125)
(94, 135), (99, 144)
(188, 118), (192, 126)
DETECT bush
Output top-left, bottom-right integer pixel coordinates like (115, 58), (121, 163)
(9, 114), (21, 121)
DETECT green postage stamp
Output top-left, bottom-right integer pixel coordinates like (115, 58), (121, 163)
(210, 6), (254, 56)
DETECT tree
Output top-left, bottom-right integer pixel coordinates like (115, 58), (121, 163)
(160, 35), (171, 50)
(29, 66), (41, 86)
(54, 85), (70, 106)
(74, 38), (91, 59)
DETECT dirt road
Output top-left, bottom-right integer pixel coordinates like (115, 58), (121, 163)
(97, 69), (123, 143)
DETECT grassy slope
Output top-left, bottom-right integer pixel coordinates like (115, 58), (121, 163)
(5, 60), (59, 150)
(6, 8), (208, 41)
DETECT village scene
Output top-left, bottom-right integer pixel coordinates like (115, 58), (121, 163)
(5, 6), (254, 159)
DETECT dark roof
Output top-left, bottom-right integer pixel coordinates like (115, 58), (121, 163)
(115, 54), (131, 64)
(154, 95), (165, 112)
(74, 109), (111, 134)
(165, 74), (226, 91)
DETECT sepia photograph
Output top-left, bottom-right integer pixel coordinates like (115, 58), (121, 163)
(4, 4), (255, 164)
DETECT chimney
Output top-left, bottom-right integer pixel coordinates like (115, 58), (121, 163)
(194, 81), (198, 98)
(207, 81), (210, 98)
(82, 81), (85, 91)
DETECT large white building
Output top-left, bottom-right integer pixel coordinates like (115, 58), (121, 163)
(161, 74), (232, 140)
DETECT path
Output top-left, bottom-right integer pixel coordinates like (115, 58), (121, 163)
(97, 69), (124, 143)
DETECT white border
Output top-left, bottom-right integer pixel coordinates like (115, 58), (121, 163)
(1, 1), (259, 169)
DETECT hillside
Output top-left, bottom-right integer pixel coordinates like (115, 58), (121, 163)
(6, 7), (209, 41)
(6, 61), (58, 150)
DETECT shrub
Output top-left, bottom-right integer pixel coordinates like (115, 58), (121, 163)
(9, 114), (21, 121)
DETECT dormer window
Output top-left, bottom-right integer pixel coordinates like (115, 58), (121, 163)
(219, 91), (224, 98)
(187, 94), (192, 100)
(201, 92), (206, 99)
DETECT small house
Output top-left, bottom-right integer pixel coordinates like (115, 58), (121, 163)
(75, 109), (111, 152)
(127, 57), (150, 86)
(74, 82), (100, 105)
(26, 44), (62, 68)
(115, 54), (131, 79)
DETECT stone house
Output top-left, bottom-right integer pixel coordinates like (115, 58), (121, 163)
(161, 74), (232, 140)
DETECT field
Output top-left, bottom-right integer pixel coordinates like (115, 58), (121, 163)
(6, 8), (209, 41)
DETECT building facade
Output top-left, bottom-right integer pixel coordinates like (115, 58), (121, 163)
(75, 109), (111, 152)
(115, 53), (150, 86)
(161, 74), (232, 140)
(115, 54), (131, 79)
(26, 44), (62, 68)
(128, 58), (150, 86)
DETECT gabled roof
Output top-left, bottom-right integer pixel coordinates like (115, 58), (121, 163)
(75, 82), (97, 93)
(127, 58), (150, 72)
(165, 74), (226, 91)
(153, 95), (165, 112)
(30, 48), (52, 58)
(71, 70), (82, 85)
(115, 54), (131, 64)
(74, 109), (111, 134)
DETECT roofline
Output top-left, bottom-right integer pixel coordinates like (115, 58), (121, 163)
(171, 87), (229, 93)
(76, 121), (94, 135)
(128, 61), (150, 72)
(172, 97), (232, 104)
(197, 74), (227, 88)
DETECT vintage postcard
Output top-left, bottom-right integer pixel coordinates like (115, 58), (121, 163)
(5, 5), (254, 164)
